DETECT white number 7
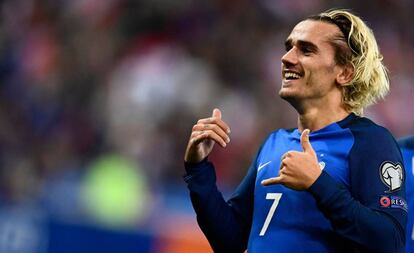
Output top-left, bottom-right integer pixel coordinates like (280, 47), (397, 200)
(259, 193), (282, 236)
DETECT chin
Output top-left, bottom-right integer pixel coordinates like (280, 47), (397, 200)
(279, 89), (294, 99)
(279, 89), (300, 104)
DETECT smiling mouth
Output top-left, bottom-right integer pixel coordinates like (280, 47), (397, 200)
(283, 71), (302, 81)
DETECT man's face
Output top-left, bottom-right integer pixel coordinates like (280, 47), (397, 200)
(279, 20), (343, 104)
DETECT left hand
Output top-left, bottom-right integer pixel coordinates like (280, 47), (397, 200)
(261, 129), (322, 190)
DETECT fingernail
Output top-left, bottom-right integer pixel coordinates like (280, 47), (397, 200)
(227, 129), (231, 134)
(226, 137), (230, 143)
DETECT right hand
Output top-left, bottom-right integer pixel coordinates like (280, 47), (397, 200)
(184, 108), (231, 163)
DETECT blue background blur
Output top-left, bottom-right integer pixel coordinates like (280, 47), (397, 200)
(1, 0), (414, 252)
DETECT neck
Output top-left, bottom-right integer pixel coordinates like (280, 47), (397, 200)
(297, 107), (349, 132)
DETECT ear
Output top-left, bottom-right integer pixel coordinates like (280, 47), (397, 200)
(336, 64), (354, 86)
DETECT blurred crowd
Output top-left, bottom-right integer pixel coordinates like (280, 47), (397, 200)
(1, 0), (414, 252)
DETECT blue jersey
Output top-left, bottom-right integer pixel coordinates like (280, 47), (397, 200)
(398, 136), (414, 253)
(184, 113), (407, 253)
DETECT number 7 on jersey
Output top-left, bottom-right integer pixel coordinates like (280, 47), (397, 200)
(259, 193), (283, 236)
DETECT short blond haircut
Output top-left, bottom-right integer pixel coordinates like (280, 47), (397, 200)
(308, 9), (389, 115)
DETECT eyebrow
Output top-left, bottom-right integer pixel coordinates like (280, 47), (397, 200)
(285, 38), (319, 53)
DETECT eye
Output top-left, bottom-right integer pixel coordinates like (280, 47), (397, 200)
(301, 47), (313, 56)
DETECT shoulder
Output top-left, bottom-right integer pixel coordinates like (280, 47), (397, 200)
(341, 115), (398, 150)
(342, 115), (392, 137)
(345, 116), (405, 201)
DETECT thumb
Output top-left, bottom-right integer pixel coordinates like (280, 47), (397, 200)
(212, 108), (222, 119)
(301, 129), (316, 155)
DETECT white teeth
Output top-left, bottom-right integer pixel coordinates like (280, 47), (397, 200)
(284, 72), (300, 79)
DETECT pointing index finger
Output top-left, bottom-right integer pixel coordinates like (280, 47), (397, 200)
(261, 176), (283, 186)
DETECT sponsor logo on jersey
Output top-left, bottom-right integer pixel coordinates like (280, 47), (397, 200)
(379, 195), (408, 212)
(379, 196), (391, 207)
(379, 161), (404, 192)
(258, 161), (272, 171)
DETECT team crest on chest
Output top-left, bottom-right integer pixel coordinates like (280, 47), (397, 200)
(318, 161), (325, 170)
(380, 162), (404, 192)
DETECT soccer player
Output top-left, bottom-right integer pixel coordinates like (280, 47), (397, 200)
(398, 136), (414, 253)
(184, 9), (407, 253)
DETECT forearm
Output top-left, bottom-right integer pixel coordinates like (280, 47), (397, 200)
(309, 171), (406, 253)
(184, 160), (252, 253)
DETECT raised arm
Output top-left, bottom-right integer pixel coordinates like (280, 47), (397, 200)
(184, 109), (257, 253)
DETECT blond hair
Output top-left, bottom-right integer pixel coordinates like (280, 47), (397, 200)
(308, 9), (389, 115)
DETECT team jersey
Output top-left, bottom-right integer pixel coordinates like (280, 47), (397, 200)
(398, 136), (414, 253)
(184, 113), (407, 253)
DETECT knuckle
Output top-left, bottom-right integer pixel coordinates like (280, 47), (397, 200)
(209, 123), (217, 131)
(208, 129), (216, 136)
(213, 125), (224, 136)
(288, 151), (297, 157)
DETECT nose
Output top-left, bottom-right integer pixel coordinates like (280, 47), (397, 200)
(281, 47), (298, 67)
